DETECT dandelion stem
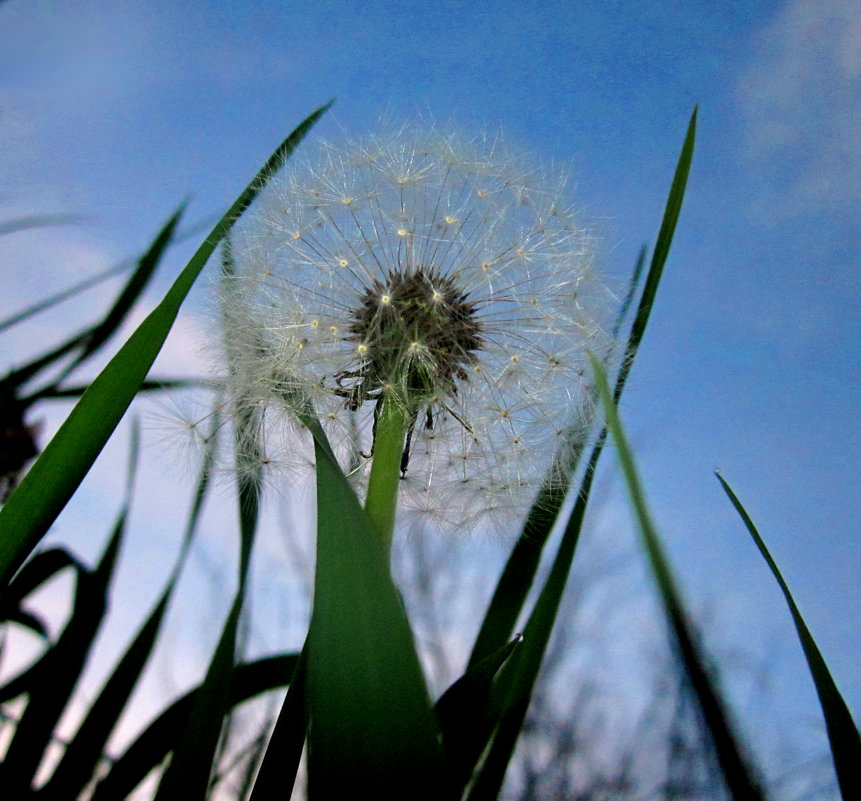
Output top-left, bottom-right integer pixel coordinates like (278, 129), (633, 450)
(364, 398), (409, 555)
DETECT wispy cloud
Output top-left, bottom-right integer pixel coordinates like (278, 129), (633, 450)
(737, 0), (861, 219)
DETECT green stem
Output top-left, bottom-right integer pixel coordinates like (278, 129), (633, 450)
(364, 398), (409, 557)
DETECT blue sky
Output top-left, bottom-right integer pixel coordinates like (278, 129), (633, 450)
(1, 0), (859, 793)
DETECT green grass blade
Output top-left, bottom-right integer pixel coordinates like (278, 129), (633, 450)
(89, 655), (299, 801)
(468, 108), (697, 672)
(716, 472), (861, 800)
(0, 422), (135, 795)
(154, 407), (261, 800)
(248, 647), (308, 801)
(0, 101), (332, 587)
(3, 208), (183, 393)
(592, 355), (766, 801)
(39, 421), (218, 801)
(305, 434), (451, 799)
(436, 635), (522, 789)
(0, 213), (218, 334)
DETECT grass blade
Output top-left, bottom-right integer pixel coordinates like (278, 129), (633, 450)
(0, 101), (332, 587)
(305, 432), (450, 799)
(154, 403), (261, 800)
(39, 419), (218, 801)
(89, 655), (299, 801)
(248, 647), (308, 801)
(0, 424), (137, 795)
(468, 109), (697, 672)
(0, 213), (218, 334)
(592, 355), (766, 801)
(716, 472), (861, 800)
(3, 208), (183, 394)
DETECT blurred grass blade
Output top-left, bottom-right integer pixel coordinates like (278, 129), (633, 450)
(0, 213), (219, 334)
(469, 107), (697, 671)
(592, 355), (765, 801)
(155, 406), (260, 800)
(0, 213), (85, 238)
(35, 377), (203, 401)
(0, 547), (81, 627)
(0, 101), (332, 587)
(40, 419), (218, 801)
(716, 472), (861, 800)
(305, 433), (450, 799)
(3, 208), (183, 393)
(248, 647), (308, 800)
(0, 424), (137, 795)
(89, 655), (299, 801)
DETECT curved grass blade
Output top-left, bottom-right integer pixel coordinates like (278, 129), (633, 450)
(39, 418), (218, 801)
(305, 432), (451, 799)
(0, 547), (81, 627)
(468, 108), (698, 671)
(0, 101), (333, 587)
(592, 356), (766, 801)
(0, 213), (219, 334)
(0, 425), (137, 795)
(3, 207), (183, 394)
(0, 214), (86, 238)
(716, 472), (861, 801)
(89, 655), (299, 801)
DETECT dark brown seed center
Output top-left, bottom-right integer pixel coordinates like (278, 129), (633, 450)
(347, 268), (482, 407)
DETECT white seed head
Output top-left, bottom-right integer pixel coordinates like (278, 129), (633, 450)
(220, 123), (611, 534)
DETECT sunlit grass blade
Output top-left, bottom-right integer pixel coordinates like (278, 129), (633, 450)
(39, 417), (218, 801)
(88, 655), (299, 801)
(305, 433), (450, 799)
(716, 472), (861, 800)
(0, 425), (137, 795)
(468, 110), (697, 673)
(3, 208), (183, 393)
(0, 101), (332, 587)
(592, 355), (766, 801)
(248, 647), (308, 801)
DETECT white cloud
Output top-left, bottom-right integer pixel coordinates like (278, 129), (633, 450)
(737, 0), (861, 218)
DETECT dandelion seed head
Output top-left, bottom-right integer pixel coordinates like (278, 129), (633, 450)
(220, 122), (612, 534)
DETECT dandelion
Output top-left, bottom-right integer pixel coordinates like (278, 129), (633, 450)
(219, 124), (610, 540)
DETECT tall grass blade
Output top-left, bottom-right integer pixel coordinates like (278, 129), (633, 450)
(4, 208), (183, 393)
(89, 655), (299, 801)
(716, 472), (861, 800)
(305, 431), (450, 799)
(466, 109), (697, 798)
(592, 355), (766, 801)
(0, 213), (218, 334)
(0, 424), (137, 795)
(248, 647), (308, 800)
(468, 109), (697, 672)
(0, 101), (332, 587)
(39, 418), (218, 801)
(154, 404), (260, 800)
(436, 635), (522, 789)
